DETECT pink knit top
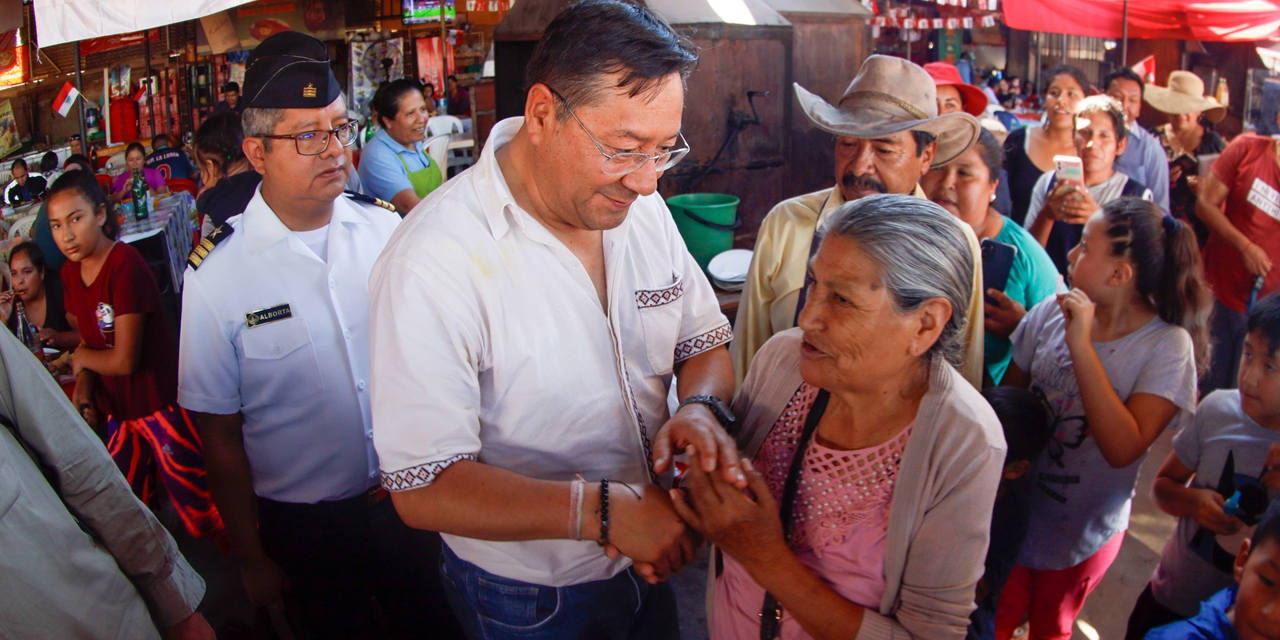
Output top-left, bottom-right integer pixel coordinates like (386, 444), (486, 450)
(712, 383), (912, 640)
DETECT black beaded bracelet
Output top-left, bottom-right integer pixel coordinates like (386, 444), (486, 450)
(598, 478), (610, 548)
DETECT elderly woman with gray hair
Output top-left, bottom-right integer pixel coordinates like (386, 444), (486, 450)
(672, 194), (1007, 640)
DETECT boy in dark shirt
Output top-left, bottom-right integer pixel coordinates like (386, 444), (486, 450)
(969, 386), (1054, 640)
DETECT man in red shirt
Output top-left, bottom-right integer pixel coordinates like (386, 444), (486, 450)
(1197, 110), (1280, 393)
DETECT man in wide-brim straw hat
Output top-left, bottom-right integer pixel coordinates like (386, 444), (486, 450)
(1145, 70), (1226, 124)
(731, 54), (987, 386)
(1147, 70), (1228, 242)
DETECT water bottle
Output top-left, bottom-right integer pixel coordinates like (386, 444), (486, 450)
(131, 169), (149, 221)
(13, 299), (44, 364)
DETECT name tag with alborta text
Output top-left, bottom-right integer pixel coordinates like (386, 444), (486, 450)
(245, 304), (293, 328)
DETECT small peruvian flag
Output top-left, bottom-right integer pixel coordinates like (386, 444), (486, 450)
(53, 82), (80, 117)
(133, 82), (149, 103)
(1131, 56), (1156, 83)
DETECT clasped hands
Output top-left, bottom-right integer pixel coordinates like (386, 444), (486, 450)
(613, 404), (787, 584)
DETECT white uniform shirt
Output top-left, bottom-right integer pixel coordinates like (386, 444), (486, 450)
(369, 117), (732, 587)
(178, 188), (400, 504)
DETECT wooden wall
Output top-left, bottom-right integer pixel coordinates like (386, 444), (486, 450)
(782, 15), (872, 205)
(657, 26), (791, 248)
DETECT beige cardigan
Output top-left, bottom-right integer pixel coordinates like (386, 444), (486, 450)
(710, 328), (1007, 640)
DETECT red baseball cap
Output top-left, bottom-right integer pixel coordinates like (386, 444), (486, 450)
(924, 62), (988, 118)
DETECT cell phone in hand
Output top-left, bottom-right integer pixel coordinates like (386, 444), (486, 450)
(1053, 155), (1084, 189)
(982, 239), (1018, 305)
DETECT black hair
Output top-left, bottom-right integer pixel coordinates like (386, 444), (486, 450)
(1101, 198), (1212, 377)
(972, 129), (1004, 183)
(10, 158), (26, 171)
(63, 154), (93, 172)
(911, 131), (937, 158)
(194, 111), (246, 177)
(1043, 64), (1092, 96)
(371, 79), (424, 130)
(152, 133), (171, 148)
(10, 241), (48, 279)
(1247, 293), (1280, 356)
(526, 0), (698, 119)
(1251, 500), (1280, 555)
(982, 386), (1053, 464)
(46, 169), (120, 241)
(125, 142), (147, 160)
(223, 81), (240, 94)
(1074, 94), (1129, 144)
(1103, 67), (1145, 100)
(39, 151), (59, 174)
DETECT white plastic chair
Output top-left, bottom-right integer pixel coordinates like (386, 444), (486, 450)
(425, 135), (450, 183)
(427, 115), (463, 137)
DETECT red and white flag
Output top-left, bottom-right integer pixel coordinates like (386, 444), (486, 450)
(53, 82), (80, 117)
(132, 82), (148, 103)
(1131, 56), (1156, 83)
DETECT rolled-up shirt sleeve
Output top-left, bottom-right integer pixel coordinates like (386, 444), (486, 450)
(660, 203), (732, 363)
(369, 248), (483, 491)
(0, 329), (204, 628)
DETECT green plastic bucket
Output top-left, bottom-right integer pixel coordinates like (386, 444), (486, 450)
(666, 193), (742, 271)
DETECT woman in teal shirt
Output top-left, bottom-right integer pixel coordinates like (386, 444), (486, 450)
(923, 129), (1060, 384)
(357, 79), (443, 214)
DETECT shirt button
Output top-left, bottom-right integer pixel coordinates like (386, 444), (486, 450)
(357, 380), (367, 391)
(344, 329), (352, 340)
(329, 279), (336, 289)
(367, 432), (374, 440)
(369, 472), (377, 479)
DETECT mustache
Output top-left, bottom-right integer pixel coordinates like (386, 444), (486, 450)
(841, 173), (887, 194)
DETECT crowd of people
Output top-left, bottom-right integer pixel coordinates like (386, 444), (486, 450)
(3, 2), (1280, 640)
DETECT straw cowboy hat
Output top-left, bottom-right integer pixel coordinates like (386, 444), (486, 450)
(795, 55), (981, 166)
(1144, 70), (1226, 123)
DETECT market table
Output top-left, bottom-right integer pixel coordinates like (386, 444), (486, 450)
(119, 191), (195, 294)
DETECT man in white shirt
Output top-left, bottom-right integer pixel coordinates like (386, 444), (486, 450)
(369, 1), (740, 636)
(177, 32), (460, 639)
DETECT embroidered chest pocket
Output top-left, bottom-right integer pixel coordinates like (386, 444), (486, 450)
(238, 317), (324, 408)
(635, 273), (684, 375)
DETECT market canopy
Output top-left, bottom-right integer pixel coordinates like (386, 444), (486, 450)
(1003, 0), (1280, 42)
(31, 0), (257, 48)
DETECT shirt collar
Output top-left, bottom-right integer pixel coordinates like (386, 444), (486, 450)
(243, 184), (366, 254)
(471, 117), (525, 240)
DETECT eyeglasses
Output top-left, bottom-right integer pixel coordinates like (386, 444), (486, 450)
(260, 121), (359, 156)
(548, 88), (690, 176)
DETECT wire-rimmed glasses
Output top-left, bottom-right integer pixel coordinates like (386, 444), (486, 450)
(548, 87), (691, 176)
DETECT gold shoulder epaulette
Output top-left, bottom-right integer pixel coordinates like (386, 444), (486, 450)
(187, 224), (235, 270)
(344, 190), (398, 215)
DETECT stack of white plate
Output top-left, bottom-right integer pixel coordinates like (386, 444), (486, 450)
(707, 249), (752, 292)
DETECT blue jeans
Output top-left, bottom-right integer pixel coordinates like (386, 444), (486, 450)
(439, 543), (680, 640)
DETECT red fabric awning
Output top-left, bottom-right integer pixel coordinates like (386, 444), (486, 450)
(1003, 0), (1280, 42)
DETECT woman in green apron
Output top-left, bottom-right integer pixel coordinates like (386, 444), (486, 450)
(357, 79), (444, 214)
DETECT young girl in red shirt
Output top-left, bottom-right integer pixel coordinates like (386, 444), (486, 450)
(45, 170), (222, 539)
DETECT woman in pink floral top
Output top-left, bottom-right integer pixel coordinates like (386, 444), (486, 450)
(673, 195), (1007, 640)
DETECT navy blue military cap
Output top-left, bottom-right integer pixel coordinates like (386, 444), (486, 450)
(241, 31), (342, 109)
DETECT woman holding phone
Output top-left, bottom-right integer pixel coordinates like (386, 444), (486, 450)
(923, 130), (1060, 384)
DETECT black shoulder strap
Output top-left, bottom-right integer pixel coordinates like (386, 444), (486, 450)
(760, 389), (830, 640)
(344, 190), (399, 216)
(187, 223), (234, 270)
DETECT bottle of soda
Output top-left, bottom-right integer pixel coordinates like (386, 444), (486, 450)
(13, 298), (45, 364)
(131, 169), (150, 221)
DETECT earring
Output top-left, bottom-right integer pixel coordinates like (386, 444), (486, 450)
(990, 193), (997, 202)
